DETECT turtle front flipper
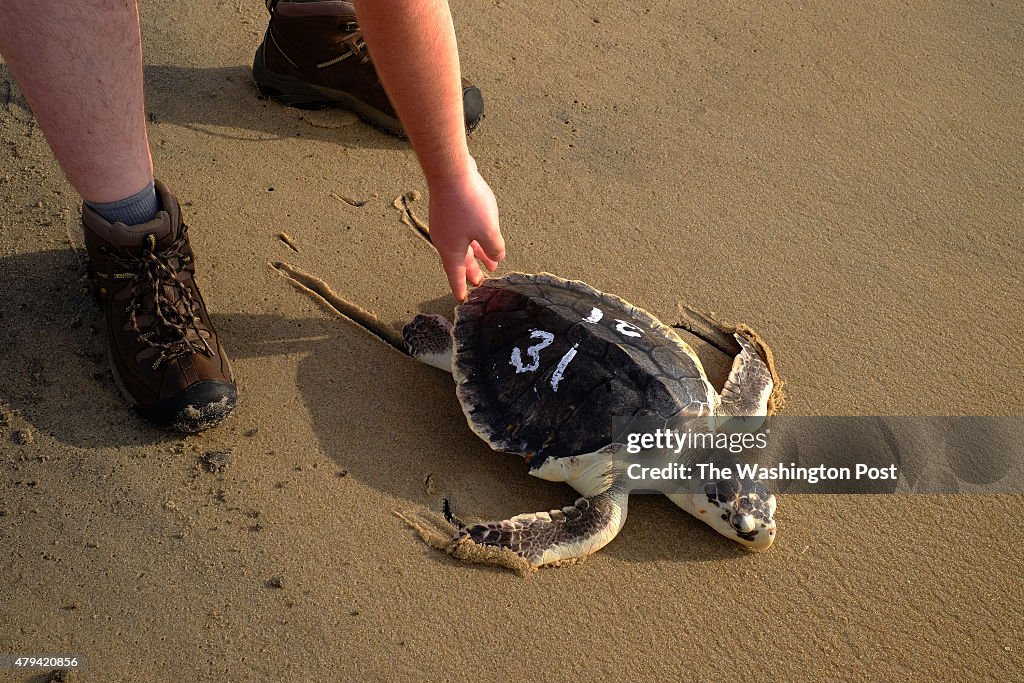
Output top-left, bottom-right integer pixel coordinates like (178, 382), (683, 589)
(450, 490), (629, 568)
(403, 313), (454, 372)
(717, 333), (773, 418)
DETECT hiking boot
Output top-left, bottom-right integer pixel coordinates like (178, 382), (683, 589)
(252, 0), (484, 136)
(82, 181), (237, 433)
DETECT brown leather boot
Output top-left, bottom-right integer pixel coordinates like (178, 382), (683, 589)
(82, 181), (237, 433)
(252, 0), (484, 136)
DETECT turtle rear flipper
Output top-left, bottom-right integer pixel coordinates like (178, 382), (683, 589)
(451, 489), (629, 568)
(403, 313), (454, 372)
(718, 333), (773, 418)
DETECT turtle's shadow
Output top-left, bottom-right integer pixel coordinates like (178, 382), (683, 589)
(0, 248), (745, 565)
(252, 290), (746, 568)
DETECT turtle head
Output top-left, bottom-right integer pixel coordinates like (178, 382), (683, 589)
(698, 479), (777, 551)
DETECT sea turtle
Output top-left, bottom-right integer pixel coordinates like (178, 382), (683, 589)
(402, 272), (778, 568)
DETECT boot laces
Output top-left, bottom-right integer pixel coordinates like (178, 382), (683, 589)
(106, 227), (214, 368)
(340, 24), (370, 64)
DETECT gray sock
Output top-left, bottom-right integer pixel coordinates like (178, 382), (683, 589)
(85, 180), (160, 226)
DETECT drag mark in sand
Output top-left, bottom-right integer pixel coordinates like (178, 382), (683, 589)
(329, 192), (367, 207)
(671, 306), (742, 357)
(671, 306), (787, 415)
(394, 510), (534, 576)
(269, 260), (407, 355)
(392, 190), (431, 243)
(275, 231), (299, 253)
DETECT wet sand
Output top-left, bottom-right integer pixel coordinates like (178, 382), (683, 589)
(1, 0), (1022, 680)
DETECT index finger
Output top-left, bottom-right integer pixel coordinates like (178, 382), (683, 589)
(441, 248), (469, 302)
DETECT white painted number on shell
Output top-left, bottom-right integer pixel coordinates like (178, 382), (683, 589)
(510, 330), (555, 373)
(550, 344), (579, 392)
(508, 314), (642, 387)
(614, 319), (643, 338)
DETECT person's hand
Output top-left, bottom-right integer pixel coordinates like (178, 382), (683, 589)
(427, 159), (505, 301)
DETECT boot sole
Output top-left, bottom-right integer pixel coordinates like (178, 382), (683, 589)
(252, 44), (408, 138)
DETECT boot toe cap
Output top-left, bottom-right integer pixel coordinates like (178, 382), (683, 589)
(137, 380), (238, 434)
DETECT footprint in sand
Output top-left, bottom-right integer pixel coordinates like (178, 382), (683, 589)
(0, 77), (34, 123)
(298, 109), (359, 130)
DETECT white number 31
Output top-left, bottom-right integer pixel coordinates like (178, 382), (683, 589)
(508, 314), (644, 393)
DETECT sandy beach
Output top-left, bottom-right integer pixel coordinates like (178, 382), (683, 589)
(1, 0), (1022, 680)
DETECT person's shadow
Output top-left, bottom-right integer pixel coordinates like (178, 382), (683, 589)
(144, 63), (405, 149)
(1, 62), (404, 151)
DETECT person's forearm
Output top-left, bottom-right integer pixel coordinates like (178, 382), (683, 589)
(353, 0), (471, 184)
(354, 0), (504, 301)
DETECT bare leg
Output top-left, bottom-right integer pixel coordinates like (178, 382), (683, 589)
(0, 0), (153, 203)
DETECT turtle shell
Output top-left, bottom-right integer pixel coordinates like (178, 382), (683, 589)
(452, 273), (715, 460)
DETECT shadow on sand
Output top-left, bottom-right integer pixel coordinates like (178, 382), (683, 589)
(1, 247), (747, 566)
(143, 63), (406, 150)
(1, 62), (404, 151)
